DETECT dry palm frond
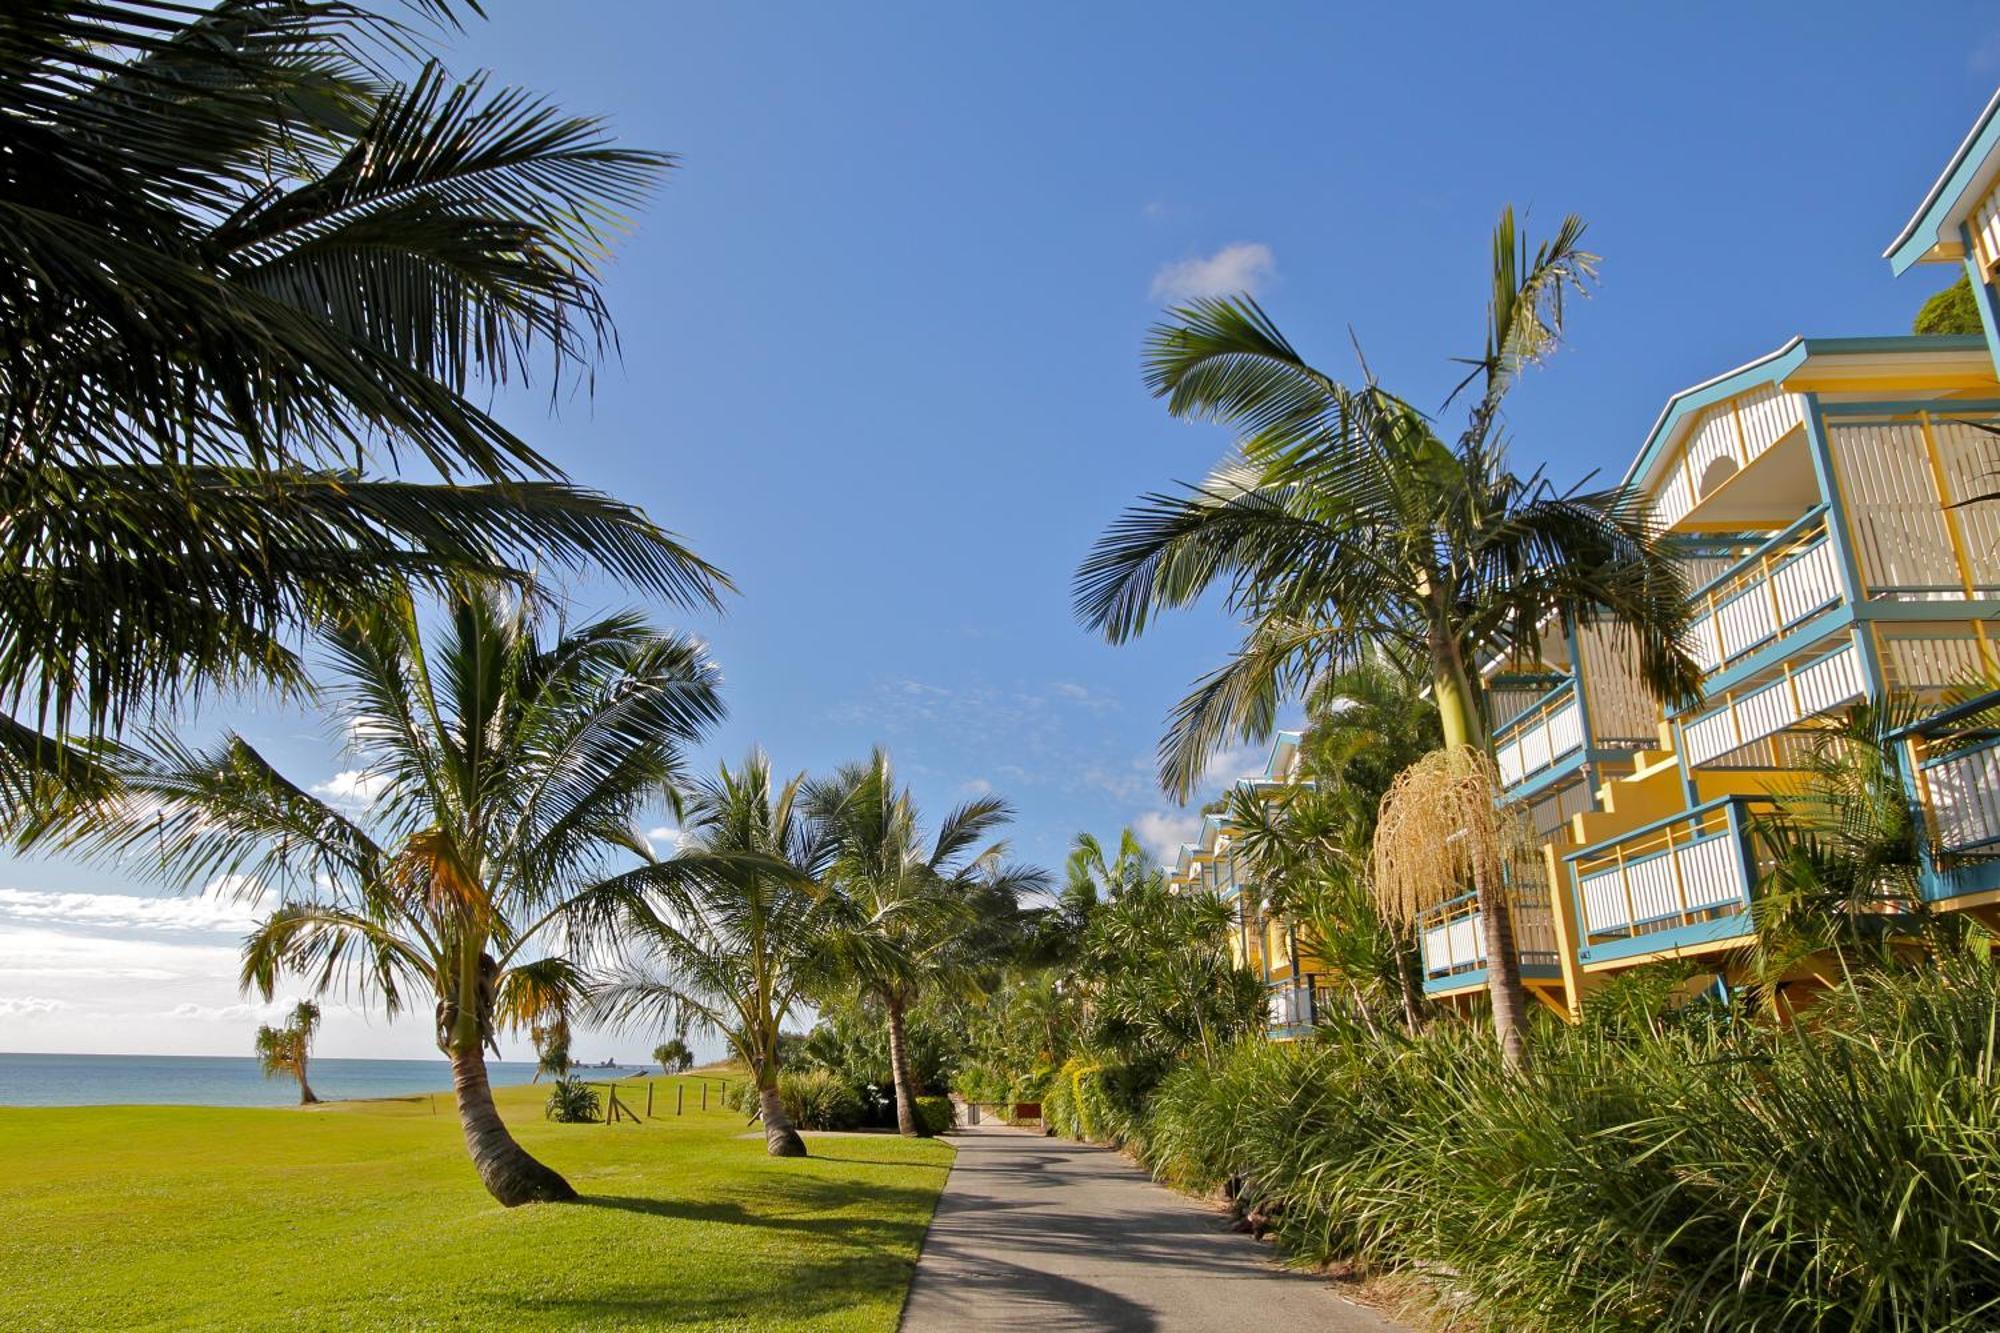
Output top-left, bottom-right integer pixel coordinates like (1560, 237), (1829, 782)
(1372, 746), (1530, 924)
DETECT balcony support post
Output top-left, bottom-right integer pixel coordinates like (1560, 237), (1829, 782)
(1800, 395), (1870, 606)
(1546, 841), (1587, 1022)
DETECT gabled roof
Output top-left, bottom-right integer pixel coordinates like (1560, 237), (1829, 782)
(1885, 86), (2000, 275)
(1620, 334), (1991, 497)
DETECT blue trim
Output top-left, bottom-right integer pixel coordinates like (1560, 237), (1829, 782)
(1563, 794), (1753, 864)
(1817, 396), (2000, 416)
(1922, 732), (2000, 772)
(1886, 88), (2000, 275)
(1421, 962), (1564, 996)
(1672, 608), (1854, 716)
(1921, 857), (2000, 904)
(1963, 222), (2000, 376)
(1493, 678), (1576, 740)
(1578, 914), (1756, 967)
(1621, 340), (1808, 492)
(1684, 506), (1828, 604)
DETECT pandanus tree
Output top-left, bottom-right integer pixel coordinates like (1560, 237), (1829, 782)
(1076, 208), (1700, 1066)
(254, 999), (322, 1105)
(0, 0), (725, 806)
(47, 585), (723, 1204)
(809, 751), (1044, 1136)
(595, 754), (836, 1158)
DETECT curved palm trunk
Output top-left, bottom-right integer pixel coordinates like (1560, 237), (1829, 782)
(450, 1045), (576, 1205)
(295, 1067), (319, 1105)
(758, 1083), (807, 1157)
(1476, 856), (1530, 1072)
(885, 995), (921, 1137)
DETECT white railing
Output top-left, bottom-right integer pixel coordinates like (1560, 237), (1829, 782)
(1266, 985), (1312, 1030)
(1682, 643), (1864, 768)
(1684, 517), (1842, 676)
(1495, 689), (1584, 787)
(1569, 799), (1757, 944)
(1418, 885), (1559, 979)
(1925, 740), (2000, 852)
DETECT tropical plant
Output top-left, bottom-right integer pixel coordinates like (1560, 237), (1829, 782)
(543, 1076), (600, 1125)
(253, 999), (322, 1105)
(653, 1037), (694, 1074)
(45, 584), (723, 1205)
(0, 0), (727, 807)
(594, 753), (835, 1157)
(528, 1015), (573, 1082)
(809, 750), (1044, 1135)
(1075, 208), (1699, 1062)
(1077, 877), (1266, 1071)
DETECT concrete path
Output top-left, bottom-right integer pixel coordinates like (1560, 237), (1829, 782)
(900, 1125), (1404, 1331)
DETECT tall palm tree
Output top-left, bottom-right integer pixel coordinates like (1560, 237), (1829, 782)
(1075, 208), (1699, 1063)
(810, 750), (1045, 1136)
(47, 584), (723, 1205)
(595, 753), (836, 1158)
(0, 2), (726, 802)
(253, 998), (322, 1105)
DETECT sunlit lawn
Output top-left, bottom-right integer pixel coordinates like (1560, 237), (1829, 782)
(0, 1074), (953, 1331)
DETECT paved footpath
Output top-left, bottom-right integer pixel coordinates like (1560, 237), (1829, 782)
(900, 1125), (1405, 1331)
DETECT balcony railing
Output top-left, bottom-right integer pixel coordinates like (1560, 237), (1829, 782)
(1494, 682), (1585, 788)
(1681, 641), (1865, 768)
(1418, 879), (1560, 981)
(1683, 508), (1843, 677)
(1922, 735), (2000, 853)
(1566, 798), (1765, 953)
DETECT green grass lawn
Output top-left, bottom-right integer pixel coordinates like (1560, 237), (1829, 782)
(0, 1074), (954, 1331)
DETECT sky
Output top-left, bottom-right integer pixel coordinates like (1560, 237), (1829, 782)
(6, 2), (2000, 1061)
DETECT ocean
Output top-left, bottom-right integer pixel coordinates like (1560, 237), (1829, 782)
(0, 1052), (647, 1108)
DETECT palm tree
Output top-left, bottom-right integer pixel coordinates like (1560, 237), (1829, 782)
(0, 2), (726, 804)
(810, 750), (1045, 1136)
(1075, 208), (1699, 1064)
(48, 584), (723, 1205)
(253, 999), (322, 1105)
(595, 753), (836, 1157)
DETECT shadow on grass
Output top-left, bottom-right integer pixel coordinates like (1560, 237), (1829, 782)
(476, 1177), (945, 1325)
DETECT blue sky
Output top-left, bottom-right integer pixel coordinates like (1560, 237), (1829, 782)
(6, 2), (2000, 1059)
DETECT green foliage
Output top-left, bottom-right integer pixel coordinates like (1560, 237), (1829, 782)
(1080, 880), (1267, 1072)
(1138, 965), (2000, 1330)
(252, 999), (321, 1102)
(796, 998), (962, 1097)
(727, 1070), (867, 1132)
(1915, 274), (1985, 335)
(543, 1077), (601, 1124)
(911, 1096), (956, 1137)
(653, 1038), (694, 1073)
(1040, 1057), (1145, 1148)
(0, 1), (726, 803)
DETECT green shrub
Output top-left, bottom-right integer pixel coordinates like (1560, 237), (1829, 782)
(1134, 966), (2000, 1330)
(912, 1095), (955, 1136)
(1042, 1056), (1145, 1147)
(543, 1076), (600, 1124)
(783, 1069), (865, 1131)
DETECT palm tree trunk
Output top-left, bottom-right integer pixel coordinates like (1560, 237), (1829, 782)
(885, 995), (921, 1137)
(295, 1067), (318, 1105)
(449, 1044), (576, 1206)
(1477, 855), (1530, 1072)
(758, 1082), (807, 1157)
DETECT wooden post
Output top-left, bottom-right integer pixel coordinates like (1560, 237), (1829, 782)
(677, 1083), (684, 1115)
(647, 1082), (655, 1117)
(701, 1083), (708, 1111)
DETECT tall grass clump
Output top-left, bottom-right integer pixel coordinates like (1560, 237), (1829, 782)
(1125, 963), (2000, 1331)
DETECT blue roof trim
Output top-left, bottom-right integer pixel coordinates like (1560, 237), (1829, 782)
(1887, 86), (2000, 275)
(1619, 335), (1988, 495)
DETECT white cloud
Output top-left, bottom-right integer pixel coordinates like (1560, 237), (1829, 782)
(311, 768), (389, 808)
(1133, 810), (1203, 864)
(0, 996), (67, 1018)
(0, 888), (260, 935)
(1150, 241), (1275, 302)
(958, 778), (993, 798)
(1201, 741), (1268, 788)
(644, 826), (684, 856)
(168, 1000), (291, 1024)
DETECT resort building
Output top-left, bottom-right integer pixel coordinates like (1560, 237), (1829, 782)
(1178, 88), (2000, 1029)
(1449, 88), (2000, 1017)
(1164, 731), (1334, 1038)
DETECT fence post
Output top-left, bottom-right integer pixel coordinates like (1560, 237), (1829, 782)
(647, 1082), (655, 1118)
(701, 1083), (708, 1111)
(677, 1083), (684, 1115)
